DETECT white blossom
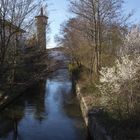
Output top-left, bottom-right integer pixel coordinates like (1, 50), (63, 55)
(120, 25), (140, 55)
(98, 55), (140, 100)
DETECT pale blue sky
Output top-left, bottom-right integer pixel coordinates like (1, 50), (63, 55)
(47, 0), (70, 48)
(47, 0), (140, 48)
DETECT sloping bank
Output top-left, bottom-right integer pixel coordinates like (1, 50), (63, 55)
(0, 69), (53, 111)
(0, 49), (49, 111)
(76, 84), (111, 140)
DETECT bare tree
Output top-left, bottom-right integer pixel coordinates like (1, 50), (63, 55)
(0, 0), (43, 83)
(69, 0), (128, 76)
(56, 18), (89, 67)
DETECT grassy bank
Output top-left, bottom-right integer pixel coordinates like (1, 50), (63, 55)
(70, 62), (140, 140)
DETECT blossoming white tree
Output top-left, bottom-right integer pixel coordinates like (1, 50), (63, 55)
(120, 25), (140, 55)
(98, 26), (140, 118)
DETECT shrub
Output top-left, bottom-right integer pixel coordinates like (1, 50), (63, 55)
(97, 55), (140, 119)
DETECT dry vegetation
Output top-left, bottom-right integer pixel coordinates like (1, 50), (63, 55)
(56, 0), (140, 139)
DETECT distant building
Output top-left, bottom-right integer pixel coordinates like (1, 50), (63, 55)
(35, 8), (48, 50)
(0, 19), (26, 48)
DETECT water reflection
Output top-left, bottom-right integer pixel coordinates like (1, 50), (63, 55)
(0, 69), (87, 140)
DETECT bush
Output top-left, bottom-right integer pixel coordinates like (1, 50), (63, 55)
(97, 55), (140, 119)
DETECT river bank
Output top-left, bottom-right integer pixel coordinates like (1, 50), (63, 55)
(0, 49), (48, 111)
(75, 80), (140, 140)
(76, 84), (111, 140)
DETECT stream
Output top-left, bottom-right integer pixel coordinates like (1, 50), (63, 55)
(0, 51), (88, 140)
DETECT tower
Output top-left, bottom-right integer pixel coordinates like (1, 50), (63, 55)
(35, 8), (48, 49)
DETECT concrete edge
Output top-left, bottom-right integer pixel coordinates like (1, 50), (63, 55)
(76, 84), (112, 140)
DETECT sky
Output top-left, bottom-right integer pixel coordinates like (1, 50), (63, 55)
(47, 0), (140, 48)
(47, 0), (70, 48)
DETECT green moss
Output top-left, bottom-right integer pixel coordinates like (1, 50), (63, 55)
(68, 63), (79, 72)
(68, 63), (81, 80)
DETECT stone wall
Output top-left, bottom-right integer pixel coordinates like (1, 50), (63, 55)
(76, 84), (111, 140)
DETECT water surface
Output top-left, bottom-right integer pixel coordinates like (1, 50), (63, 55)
(0, 67), (88, 140)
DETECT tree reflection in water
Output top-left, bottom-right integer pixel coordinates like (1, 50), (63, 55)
(0, 80), (46, 139)
(0, 65), (88, 140)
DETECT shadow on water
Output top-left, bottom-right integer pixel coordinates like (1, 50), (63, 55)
(0, 68), (89, 140)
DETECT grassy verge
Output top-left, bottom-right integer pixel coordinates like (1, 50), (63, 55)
(71, 61), (140, 140)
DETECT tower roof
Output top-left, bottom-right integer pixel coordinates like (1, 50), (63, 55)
(35, 7), (48, 19)
(41, 7), (44, 16)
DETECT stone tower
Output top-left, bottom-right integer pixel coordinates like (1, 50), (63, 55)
(35, 8), (48, 49)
